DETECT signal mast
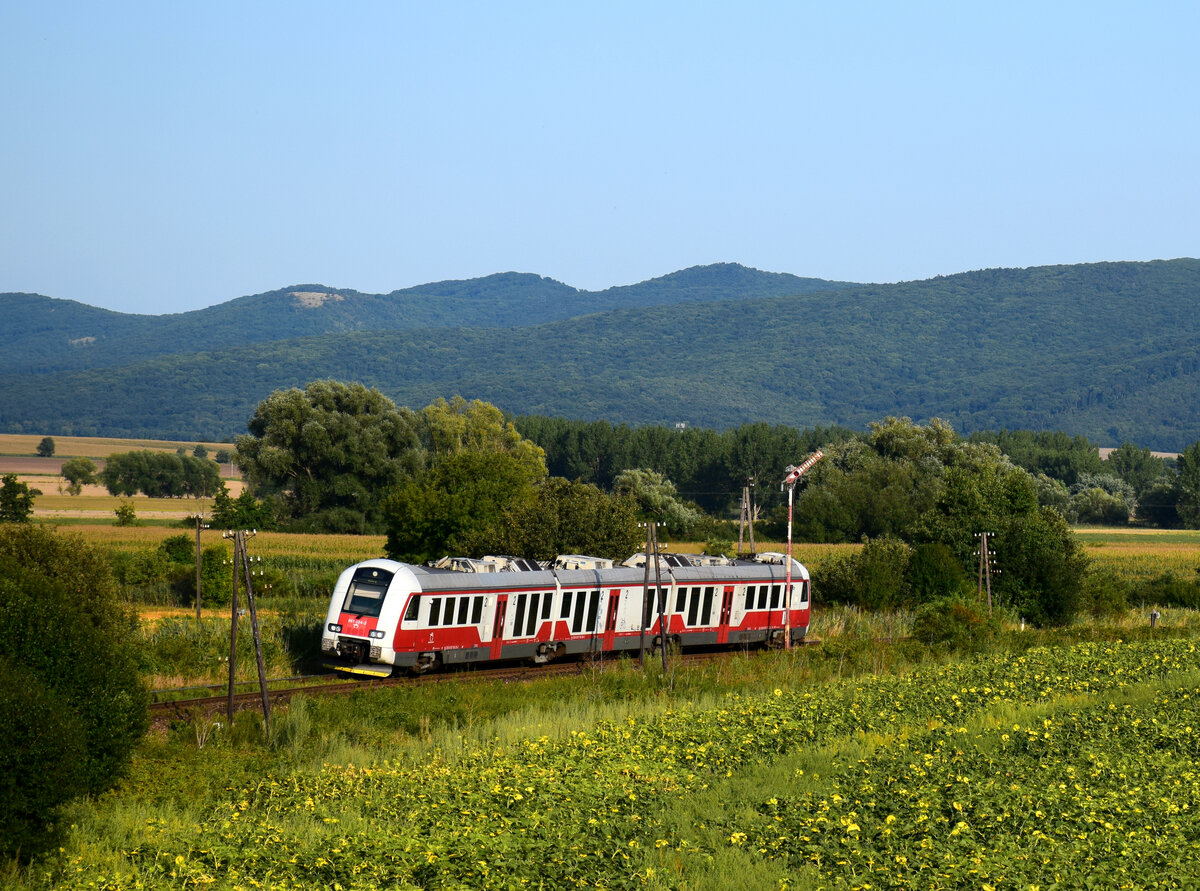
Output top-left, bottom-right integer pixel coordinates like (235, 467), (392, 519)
(781, 450), (823, 649)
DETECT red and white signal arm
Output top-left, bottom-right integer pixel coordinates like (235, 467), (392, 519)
(783, 450), (824, 486)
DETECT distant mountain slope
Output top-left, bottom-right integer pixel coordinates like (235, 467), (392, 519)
(0, 264), (852, 374)
(2, 259), (1197, 450)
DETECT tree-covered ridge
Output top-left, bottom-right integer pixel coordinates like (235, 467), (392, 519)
(0, 264), (850, 375)
(1, 259), (1198, 448)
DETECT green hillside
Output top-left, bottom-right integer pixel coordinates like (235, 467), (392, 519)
(0, 264), (848, 374)
(1, 259), (1197, 449)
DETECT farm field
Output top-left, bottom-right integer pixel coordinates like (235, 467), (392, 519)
(0, 433), (231, 459)
(14, 635), (1200, 889)
(1076, 527), (1200, 582)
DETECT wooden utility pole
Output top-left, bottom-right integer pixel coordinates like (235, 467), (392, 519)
(194, 514), (208, 621)
(736, 479), (756, 557)
(975, 532), (996, 614)
(225, 531), (239, 724)
(224, 530), (271, 731)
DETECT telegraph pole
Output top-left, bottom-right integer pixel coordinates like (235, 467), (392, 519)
(975, 532), (998, 614)
(224, 529), (271, 731)
(194, 513), (209, 621)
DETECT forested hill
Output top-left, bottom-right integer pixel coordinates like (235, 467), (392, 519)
(0, 264), (851, 374)
(2, 259), (1198, 450)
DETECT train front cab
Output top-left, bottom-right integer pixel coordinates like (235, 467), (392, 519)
(321, 560), (414, 677)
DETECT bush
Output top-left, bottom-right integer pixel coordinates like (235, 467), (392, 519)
(905, 542), (970, 603)
(171, 543), (234, 607)
(159, 533), (196, 564)
(0, 526), (147, 859)
(1079, 568), (1131, 618)
(0, 659), (87, 859)
(910, 596), (998, 652)
(811, 536), (911, 609)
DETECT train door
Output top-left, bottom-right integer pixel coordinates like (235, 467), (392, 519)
(602, 590), (620, 650)
(489, 596), (507, 660)
(717, 586), (734, 644)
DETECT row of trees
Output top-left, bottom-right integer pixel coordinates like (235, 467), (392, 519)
(234, 387), (646, 560)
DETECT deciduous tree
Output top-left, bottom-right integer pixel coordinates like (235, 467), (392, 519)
(236, 381), (422, 532)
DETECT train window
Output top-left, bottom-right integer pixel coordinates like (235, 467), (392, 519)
(472, 596), (484, 624)
(457, 597), (470, 625)
(686, 590), (700, 626)
(799, 581), (809, 607)
(771, 585), (781, 609)
(512, 595), (526, 637)
(341, 567), (392, 618)
(675, 587), (687, 613)
(526, 592), (541, 637)
(541, 593), (552, 620)
(702, 587), (715, 625)
(428, 597), (441, 627)
(743, 586), (754, 611)
(757, 585), (769, 610)
(561, 591), (573, 619)
(586, 589), (600, 633)
(442, 597), (456, 625)
(403, 597), (418, 622)
(571, 594), (585, 633)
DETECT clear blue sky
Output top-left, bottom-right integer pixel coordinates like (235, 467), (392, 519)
(3, 2), (1196, 314)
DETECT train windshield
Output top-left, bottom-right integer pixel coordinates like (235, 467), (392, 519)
(341, 566), (393, 618)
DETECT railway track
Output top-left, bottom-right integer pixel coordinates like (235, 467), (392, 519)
(149, 655), (644, 729)
(147, 646), (805, 730)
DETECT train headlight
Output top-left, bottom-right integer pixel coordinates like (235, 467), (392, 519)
(368, 630), (385, 639)
(328, 623), (342, 633)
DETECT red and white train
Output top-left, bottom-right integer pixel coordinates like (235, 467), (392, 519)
(320, 552), (811, 676)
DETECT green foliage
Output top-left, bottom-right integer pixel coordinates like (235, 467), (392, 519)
(159, 533), (196, 564)
(1129, 571), (1200, 609)
(60, 455), (97, 494)
(1105, 441), (1168, 496)
(1068, 474), (1134, 525)
(0, 659), (86, 859)
(382, 451), (544, 563)
(796, 418), (1088, 625)
(0, 526), (146, 858)
(909, 595), (998, 651)
(0, 473), (37, 523)
(420, 395), (547, 474)
(996, 507), (1089, 626)
(174, 543), (235, 608)
(113, 499), (138, 526)
(499, 477), (643, 562)
(613, 467), (703, 536)
(99, 450), (221, 497)
(36, 435), (55, 457)
(211, 487), (275, 531)
(236, 380), (423, 533)
(1137, 478), (1181, 527)
(812, 537), (912, 609)
(1079, 567), (1131, 618)
(905, 541), (970, 603)
(1176, 441), (1200, 529)
(969, 429), (1103, 485)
